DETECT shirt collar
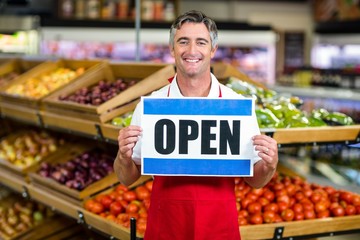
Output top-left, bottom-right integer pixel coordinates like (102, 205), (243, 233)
(168, 73), (220, 97)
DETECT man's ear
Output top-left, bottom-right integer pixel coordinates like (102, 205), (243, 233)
(169, 44), (175, 57)
(211, 45), (218, 58)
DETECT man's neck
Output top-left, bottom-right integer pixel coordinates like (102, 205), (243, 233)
(176, 73), (212, 97)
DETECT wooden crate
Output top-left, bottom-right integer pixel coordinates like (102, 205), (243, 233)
(0, 102), (41, 125)
(41, 111), (100, 137)
(28, 142), (119, 206)
(0, 130), (67, 182)
(240, 215), (360, 239)
(211, 62), (267, 89)
(0, 58), (43, 89)
(100, 99), (139, 141)
(81, 176), (152, 240)
(269, 125), (360, 145)
(42, 62), (175, 123)
(0, 59), (104, 110)
(27, 183), (81, 219)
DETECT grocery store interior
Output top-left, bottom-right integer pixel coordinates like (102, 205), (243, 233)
(0, 0), (360, 239)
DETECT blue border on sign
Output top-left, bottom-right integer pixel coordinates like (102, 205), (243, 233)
(143, 158), (251, 175)
(143, 98), (252, 116)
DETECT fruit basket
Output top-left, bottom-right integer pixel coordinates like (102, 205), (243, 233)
(0, 58), (43, 89)
(28, 142), (119, 206)
(0, 59), (103, 124)
(81, 176), (152, 240)
(0, 129), (66, 182)
(41, 62), (175, 124)
(0, 193), (55, 240)
(100, 99), (139, 141)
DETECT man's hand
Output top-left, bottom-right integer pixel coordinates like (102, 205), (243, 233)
(245, 134), (278, 189)
(252, 134), (278, 170)
(118, 125), (142, 162)
(114, 125), (142, 186)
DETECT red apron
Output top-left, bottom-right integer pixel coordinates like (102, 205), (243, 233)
(144, 80), (241, 240)
(144, 176), (241, 240)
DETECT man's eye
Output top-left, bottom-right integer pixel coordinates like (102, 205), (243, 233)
(197, 41), (206, 45)
(179, 40), (188, 45)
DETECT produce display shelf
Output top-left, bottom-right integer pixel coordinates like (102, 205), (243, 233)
(80, 175), (152, 240)
(264, 125), (360, 145)
(0, 166), (27, 193)
(42, 63), (174, 123)
(0, 102), (41, 126)
(28, 143), (119, 206)
(41, 110), (99, 137)
(26, 183), (81, 219)
(240, 215), (360, 240)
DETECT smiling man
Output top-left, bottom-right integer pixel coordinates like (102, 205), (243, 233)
(114, 10), (278, 240)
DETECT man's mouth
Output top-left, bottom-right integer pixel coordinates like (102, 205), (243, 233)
(185, 58), (200, 63)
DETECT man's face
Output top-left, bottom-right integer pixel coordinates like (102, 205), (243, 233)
(170, 22), (217, 78)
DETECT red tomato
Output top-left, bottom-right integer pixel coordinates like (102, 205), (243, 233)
(301, 201), (314, 211)
(108, 191), (120, 200)
(251, 188), (264, 196)
(116, 184), (129, 194)
(315, 201), (327, 213)
(277, 202), (289, 213)
(100, 195), (113, 209)
(303, 209), (316, 219)
(345, 205), (357, 216)
(277, 195), (290, 206)
(91, 202), (105, 214)
(331, 206), (345, 217)
(235, 190), (244, 201)
(264, 203), (279, 213)
(236, 202), (241, 211)
(110, 201), (124, 216)
(238, 216), (248, 226)
(84, 199), (96, 211)
(351, 195), (360, 206)
(263, 210), (276, 223)
(281, 209), (294, 222)
(247, 202), (262, 214)
(292, 203), (303, 214)
(317, 210), (330, 218)
(310, 192), (322, 204)
(294, 212), (304, 221)
(258, 197), (270, 207)
(135, 186), (151, 200)
(249, 213), (263, 225)
(137, 221), (147, 235)
(294, 191), (305, 202)
(323, 186), (336, 195)
(143, 198), (151, 210)
(273, 182), (284, 191)
(291, 176), (304, 186)
(241, 198), (252, 210)
(340, 191), (353, 203)
(126, 202), (140, 213)
(263, 190), (275, 202)
(145, 180), (153, 192)
(246, 192), (259, 202)
(285, 184), (296, 196)
(238, 210), (249, 219)
(123, 191), (137, 202)
(274, 214), (283, 223)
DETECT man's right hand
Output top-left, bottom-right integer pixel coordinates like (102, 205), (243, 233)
(118, 125), (142, 160)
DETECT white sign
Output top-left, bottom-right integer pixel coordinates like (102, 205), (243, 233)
(141, 97), (260, 176)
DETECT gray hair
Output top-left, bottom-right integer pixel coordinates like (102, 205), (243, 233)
(169, 10), (218, 50)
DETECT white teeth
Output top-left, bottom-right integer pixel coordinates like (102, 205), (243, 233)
(186, 59), (199, 63)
